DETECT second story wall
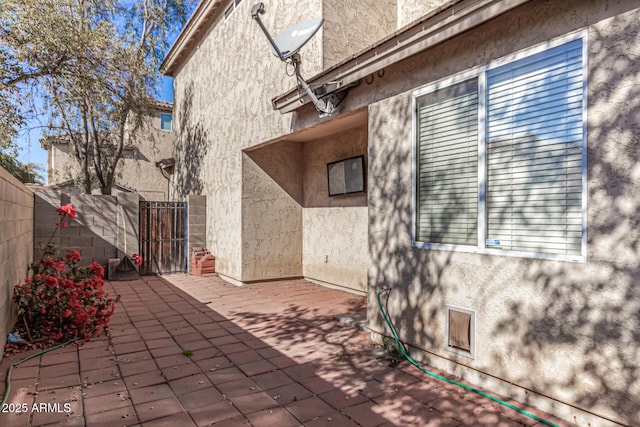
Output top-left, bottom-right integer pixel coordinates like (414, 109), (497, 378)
(323, 0), (396, 69)
(397, 0), (450, 28)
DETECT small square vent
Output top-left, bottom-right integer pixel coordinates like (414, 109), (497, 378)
(445, 305), (475, 359)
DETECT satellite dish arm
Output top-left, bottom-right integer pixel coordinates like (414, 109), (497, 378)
(291, 57), (331, 115)
(251, 3), (286, 62)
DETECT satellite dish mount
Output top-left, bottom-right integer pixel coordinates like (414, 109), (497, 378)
(251, 2), (348, 116)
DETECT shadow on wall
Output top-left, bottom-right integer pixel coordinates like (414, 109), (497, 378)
(172, 83), (209, 198)
(368, 10), (640, 425)
(33, 191), (139, 269)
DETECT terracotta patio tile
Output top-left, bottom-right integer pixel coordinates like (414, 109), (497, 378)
(308, 412), (363, 427)
(189, 400), (241, 426)
(145, 338), (178, 350)
(80, 355), (116, 372)
(78, 346), (113, 361)
(154, 354), (192, 369)
(84, 389), (131, 415)
(11, 365), (39, 380)
(209, 335), (241, 346)
(129, 384), (175, 405)
(206, 366), (246, 385)
(81, 367), (120, 383)
(168, 373), (212, 395)
(139, 331), (172, 340)
(40, 362), (78, 379)
(38, 374), (82, 391)
(282, 363), (317, 381)
(238, 359), (277, 377)
(319, 389), (368, 409)
(125, 370), (165, 389)
(177, 340), (212, 352)
(269, 355), (298, 369)
(246, 407), (300, 427)
(136, 396), (184, 423)
(251, 370), (293, 390)
(230, 391), (278, 414)
(149, 345), (184, 358)
(216, 378), (261, 398)
(189, 347), (222, 361)
(178, 386), (225, 410)
(30, 397), (83, 425)
(342, 401), (388, 426)
(162, 362), (202, 381)
(195, 356), (233, 371)
(111, 333), (144, 344)
(140, 411), (196, 427)
(118, 359), (159, 377)
(113, 341), (148, 355)
(268, 382), (313, 405)
(84, 403), (137, 426)
(41, 415), (86, 426)
(284, 396), (334, 422)
(297, 376), (335, 395)
(82, 380), (127, 399)
(40, 350), (78, 367)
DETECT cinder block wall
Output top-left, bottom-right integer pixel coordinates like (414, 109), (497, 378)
(34, 191), (139, 267)
(0, 167), (34, 358)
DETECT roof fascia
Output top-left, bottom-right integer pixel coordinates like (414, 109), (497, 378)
(272, 0), (531, 113)
(160, 0), (224, 76)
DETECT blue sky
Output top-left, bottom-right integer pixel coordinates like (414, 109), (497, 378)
(15, 67), (175, 183)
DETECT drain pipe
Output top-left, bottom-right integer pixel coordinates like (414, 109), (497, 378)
(376, 289), (558, 427)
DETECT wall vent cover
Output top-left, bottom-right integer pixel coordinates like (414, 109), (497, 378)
(445, 305), (475, 359)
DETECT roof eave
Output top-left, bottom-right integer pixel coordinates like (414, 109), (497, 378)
(272, 0), (532, 114)
(160, 0), (224, 77)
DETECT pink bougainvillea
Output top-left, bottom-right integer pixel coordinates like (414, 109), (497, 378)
(9, 204), (118, 354)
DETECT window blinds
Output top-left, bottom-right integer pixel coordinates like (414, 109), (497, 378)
(416, 80), (479, 245)
(485, 40), (583, 255)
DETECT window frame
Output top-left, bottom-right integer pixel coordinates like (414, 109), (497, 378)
(411, 30), (588, 263)
(160, 113), (173, 131)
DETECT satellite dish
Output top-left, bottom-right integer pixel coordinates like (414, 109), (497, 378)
(272, 17), (324, 59)
(251, 3), (351, 117)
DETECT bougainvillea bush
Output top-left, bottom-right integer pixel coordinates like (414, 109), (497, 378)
(10, 203), (118, 351)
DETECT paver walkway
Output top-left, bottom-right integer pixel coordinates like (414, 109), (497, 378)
(0, 274), (572, 426)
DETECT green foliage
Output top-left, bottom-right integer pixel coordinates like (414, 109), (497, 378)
(0, 149), (44, 184)
(182, 349), (194, 357)
(0, 0), (193, 193)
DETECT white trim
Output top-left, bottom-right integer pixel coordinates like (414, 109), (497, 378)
(581, 31), (589, 261)
(445, 305), (476, 359)
(411, 30), (588, 263)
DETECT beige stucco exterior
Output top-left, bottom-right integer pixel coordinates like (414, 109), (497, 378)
(165, 0), (640, 424)
(45, 107), (174, 201)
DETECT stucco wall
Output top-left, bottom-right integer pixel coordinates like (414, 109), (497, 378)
(366, 1), (640, 425)
(301, 125), (368, 293)
(396, 0), (449, 28)
(0, 167), (34, 359)
(171, 0), (323, 282)
(322, 0), (396, 69)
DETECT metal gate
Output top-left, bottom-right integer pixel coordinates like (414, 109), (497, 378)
(139, 201), (187, 275)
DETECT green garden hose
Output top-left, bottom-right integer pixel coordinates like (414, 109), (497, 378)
(1, 339), (79, 407)
(376, 290), (558, 427)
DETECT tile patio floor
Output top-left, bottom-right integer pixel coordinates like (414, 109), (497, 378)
(0, 274), (573, 427)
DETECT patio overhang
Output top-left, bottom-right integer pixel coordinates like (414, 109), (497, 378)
(272, 0), (532, 114)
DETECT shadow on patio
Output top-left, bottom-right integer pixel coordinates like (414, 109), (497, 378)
(0, 275), (569, 426)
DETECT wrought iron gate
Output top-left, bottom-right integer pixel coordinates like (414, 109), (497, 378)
(139, 201), (187, 275)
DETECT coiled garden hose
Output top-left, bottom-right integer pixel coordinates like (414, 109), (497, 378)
(1, 339), (79, 407)
(376, 290), (559, 427)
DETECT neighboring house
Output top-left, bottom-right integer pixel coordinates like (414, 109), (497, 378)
(42, 101), (175, 201)
(161, 0), (640, 425)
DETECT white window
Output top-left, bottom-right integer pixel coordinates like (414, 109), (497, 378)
(160, 113), (172, 131)
(413, 34), (586, 262)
